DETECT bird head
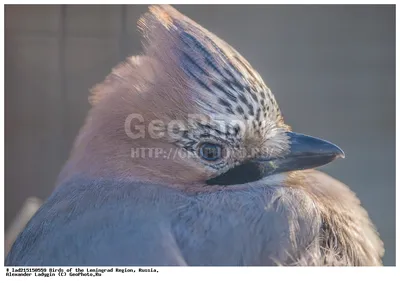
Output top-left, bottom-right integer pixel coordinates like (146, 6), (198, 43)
(69, 5), (344, 189)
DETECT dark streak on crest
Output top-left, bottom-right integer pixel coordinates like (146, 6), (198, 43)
(212, 81), (238, 102)
(218, 98), (232, 108)
(236, 106), (244, 115)
(181, 52), (208, 77)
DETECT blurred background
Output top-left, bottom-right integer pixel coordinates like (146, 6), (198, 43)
(4, 5), (395, 265)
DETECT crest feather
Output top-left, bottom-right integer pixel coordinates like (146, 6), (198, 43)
(91, 5), (284, 130)
(89, 56), (157, 106)
(138, 5), (283, 124)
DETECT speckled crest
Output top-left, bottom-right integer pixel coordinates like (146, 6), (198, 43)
(138, 5), (284, 128)
(132, 5), (291, 164)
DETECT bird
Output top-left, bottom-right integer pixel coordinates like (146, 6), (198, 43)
(6, 5), (384, 266)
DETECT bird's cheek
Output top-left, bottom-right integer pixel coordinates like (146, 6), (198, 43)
(166, 155), (213, 184)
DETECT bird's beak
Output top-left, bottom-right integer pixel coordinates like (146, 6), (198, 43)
(257, 131), (345, 174)
(206, 132), (345, 186)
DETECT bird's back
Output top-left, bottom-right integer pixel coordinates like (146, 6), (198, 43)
(5, 177), (188, 266)
(5, 171), (383, 266)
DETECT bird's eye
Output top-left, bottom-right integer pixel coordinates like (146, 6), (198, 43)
(198, 143), (223, 162)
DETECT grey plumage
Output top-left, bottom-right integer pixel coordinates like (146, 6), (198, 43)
(6, 171), (382, 266)
(6, 5), (383, 266)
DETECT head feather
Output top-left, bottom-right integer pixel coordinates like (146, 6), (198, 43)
(137, 5), (284, 125)
(60, 5), (291, 185)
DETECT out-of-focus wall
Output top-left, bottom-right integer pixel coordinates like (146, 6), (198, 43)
(4, 5), (395, 265)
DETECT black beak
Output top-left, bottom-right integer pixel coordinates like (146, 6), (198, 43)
(206, 132), (345, 186)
